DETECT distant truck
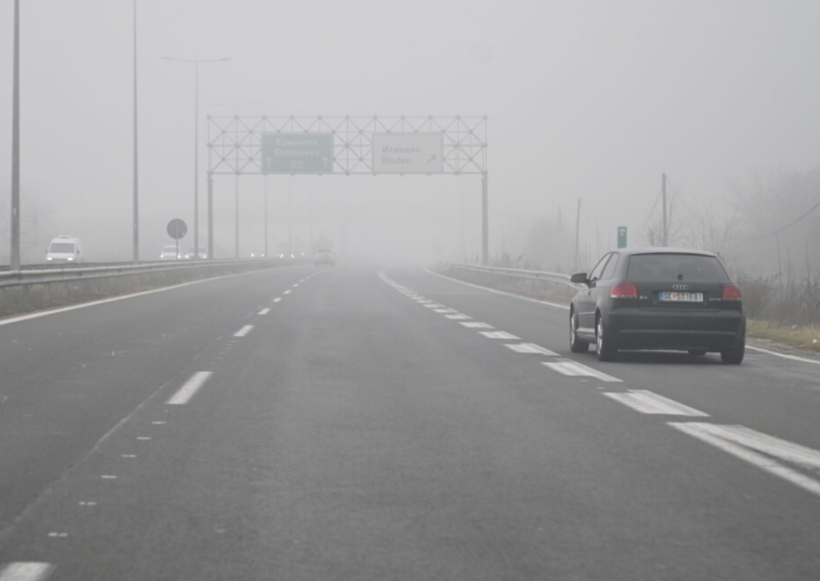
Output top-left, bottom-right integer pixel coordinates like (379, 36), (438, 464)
(45, 235), (84, 263)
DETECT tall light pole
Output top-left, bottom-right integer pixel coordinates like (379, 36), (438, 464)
(162, 57), (230, 260)
(10, 0), (21, 269)
(210, 102), (262, 258)
(132, 0), (139, 263)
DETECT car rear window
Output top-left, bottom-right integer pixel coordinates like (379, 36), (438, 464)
(626, 254), (730, 283)
(49, 242), (75, 253)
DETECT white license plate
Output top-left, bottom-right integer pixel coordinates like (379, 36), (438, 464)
(659, 291), (704, 302)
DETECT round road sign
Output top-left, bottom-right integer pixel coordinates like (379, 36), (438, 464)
(166, 219), (188, 240)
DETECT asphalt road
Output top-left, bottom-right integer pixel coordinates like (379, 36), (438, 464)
(1, 263), (820, 580)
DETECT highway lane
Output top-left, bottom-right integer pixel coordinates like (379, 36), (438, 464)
(0, 264), (819, 579)
(0, 266), (316, 536)
(402, 266), (820, 452)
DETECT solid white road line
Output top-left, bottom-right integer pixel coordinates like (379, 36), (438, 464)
(0, 563), (55, 581)
(541, 361), (623, 382)
(460, 322), (494, 329)
(167, 372), (213, 405)
(479, 331), (521, 340)
(505, 343), (559, 356)
(746, 345), (820, 367)
(258, 308), (271, 315)
(604, 390), (709, 416)
(234, 325), (254, 338)
(424, 267), (572, 311)
(670, 422), (820, 498)
(445, 314), (472, 320)
(0, 269), (276, 329)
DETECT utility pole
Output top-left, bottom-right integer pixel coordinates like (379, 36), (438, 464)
(662, 172), (668, 247)
(574, 198), (581, 269)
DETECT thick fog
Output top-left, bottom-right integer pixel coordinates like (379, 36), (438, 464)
(1, 0), (819, 272)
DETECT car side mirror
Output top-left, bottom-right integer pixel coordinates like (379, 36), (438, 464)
(570, 273), (588, 284)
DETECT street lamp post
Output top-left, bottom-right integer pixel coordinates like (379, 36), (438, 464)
(162, 56), (230, 260)
(132, 0), (139, 263)
(10, 0), (21, 270)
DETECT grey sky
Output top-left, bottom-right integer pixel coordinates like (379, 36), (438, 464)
(1, 0), (819, 261)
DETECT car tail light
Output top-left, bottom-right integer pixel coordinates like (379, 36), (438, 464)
(723, 284), (742, 301)
(611, 282), (638, 299)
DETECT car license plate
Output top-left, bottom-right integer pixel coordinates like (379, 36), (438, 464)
(659, 291), (704, 302)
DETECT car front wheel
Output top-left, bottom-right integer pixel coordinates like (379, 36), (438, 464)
(596, 316), (618, 362)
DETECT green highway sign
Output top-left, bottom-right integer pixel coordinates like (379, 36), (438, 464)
(261, 132), (334, 174)
(617, 226), (628, 249)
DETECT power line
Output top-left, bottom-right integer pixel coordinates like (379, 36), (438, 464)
(741, 195), (820, 240)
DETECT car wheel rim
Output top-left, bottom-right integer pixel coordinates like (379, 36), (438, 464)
(597, 320), (603, 352)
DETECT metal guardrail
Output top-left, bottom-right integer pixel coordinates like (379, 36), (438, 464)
(0, 258), (288, 290)
(449, 263), (581, 289)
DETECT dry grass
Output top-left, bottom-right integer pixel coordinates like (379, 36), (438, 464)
(747, 319), (820, 353)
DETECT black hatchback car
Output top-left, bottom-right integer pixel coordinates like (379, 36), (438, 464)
(569, 248), (745, 364)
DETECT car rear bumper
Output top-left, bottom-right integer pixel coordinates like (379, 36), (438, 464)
(605, 309), (745, 351)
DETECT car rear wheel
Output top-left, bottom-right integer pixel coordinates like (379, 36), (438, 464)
(721, 343), (745, 365)
(569, 311), (589, 353)
(596, 316), (617, 362)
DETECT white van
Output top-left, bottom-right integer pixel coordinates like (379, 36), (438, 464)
(46, 235), (84, 263)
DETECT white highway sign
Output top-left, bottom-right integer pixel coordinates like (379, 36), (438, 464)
(371, 133), (444, 174)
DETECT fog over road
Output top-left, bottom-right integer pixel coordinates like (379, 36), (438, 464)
(1, 264), (820, 580)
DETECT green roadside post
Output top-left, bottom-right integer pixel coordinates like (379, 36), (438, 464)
(617, 226), (627, 249)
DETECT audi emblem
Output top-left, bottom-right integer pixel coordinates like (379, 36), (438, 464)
(672, 284), (689, 291)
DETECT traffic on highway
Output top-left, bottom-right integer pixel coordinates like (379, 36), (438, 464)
(3, 1), (820, 580)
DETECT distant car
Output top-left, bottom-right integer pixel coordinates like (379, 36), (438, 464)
(250, 251), (266, 258)
(46, 235), (84, 263)
(159, 244), (181, 260)
(314, 248), (336, 266)
(183, 247), (208, 260)
(568, 248), (745, 364)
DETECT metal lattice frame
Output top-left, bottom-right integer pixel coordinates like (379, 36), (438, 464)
(207, 116), (488, 175)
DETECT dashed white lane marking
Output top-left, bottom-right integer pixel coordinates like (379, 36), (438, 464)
(283, 290), (292, 295)
(445, 314), (471, 320)
(101, 475), (117, 480)
(460, 322), (494, 329)
(670, 423), (820, 498)
(79, 501), (97, 506)
(273, 297), (282, 303)
(47, 533), (67, 539)
(541, 361), (623, 382)
(423, 304), (439, 308)
(121, 454), (137, 458)
(167, 372), (213, 405)
(479, 331), (520, 340)
(434, 309), (455, 313)
(292, 283), (300, 288)
(0, 562), (55, 581)
(234, 325), (254, 338)
(258, 308), (271, 315)
(604, 390), (709, 416)
(137, 437), (151, 441)
(505, 343), (559, 356)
